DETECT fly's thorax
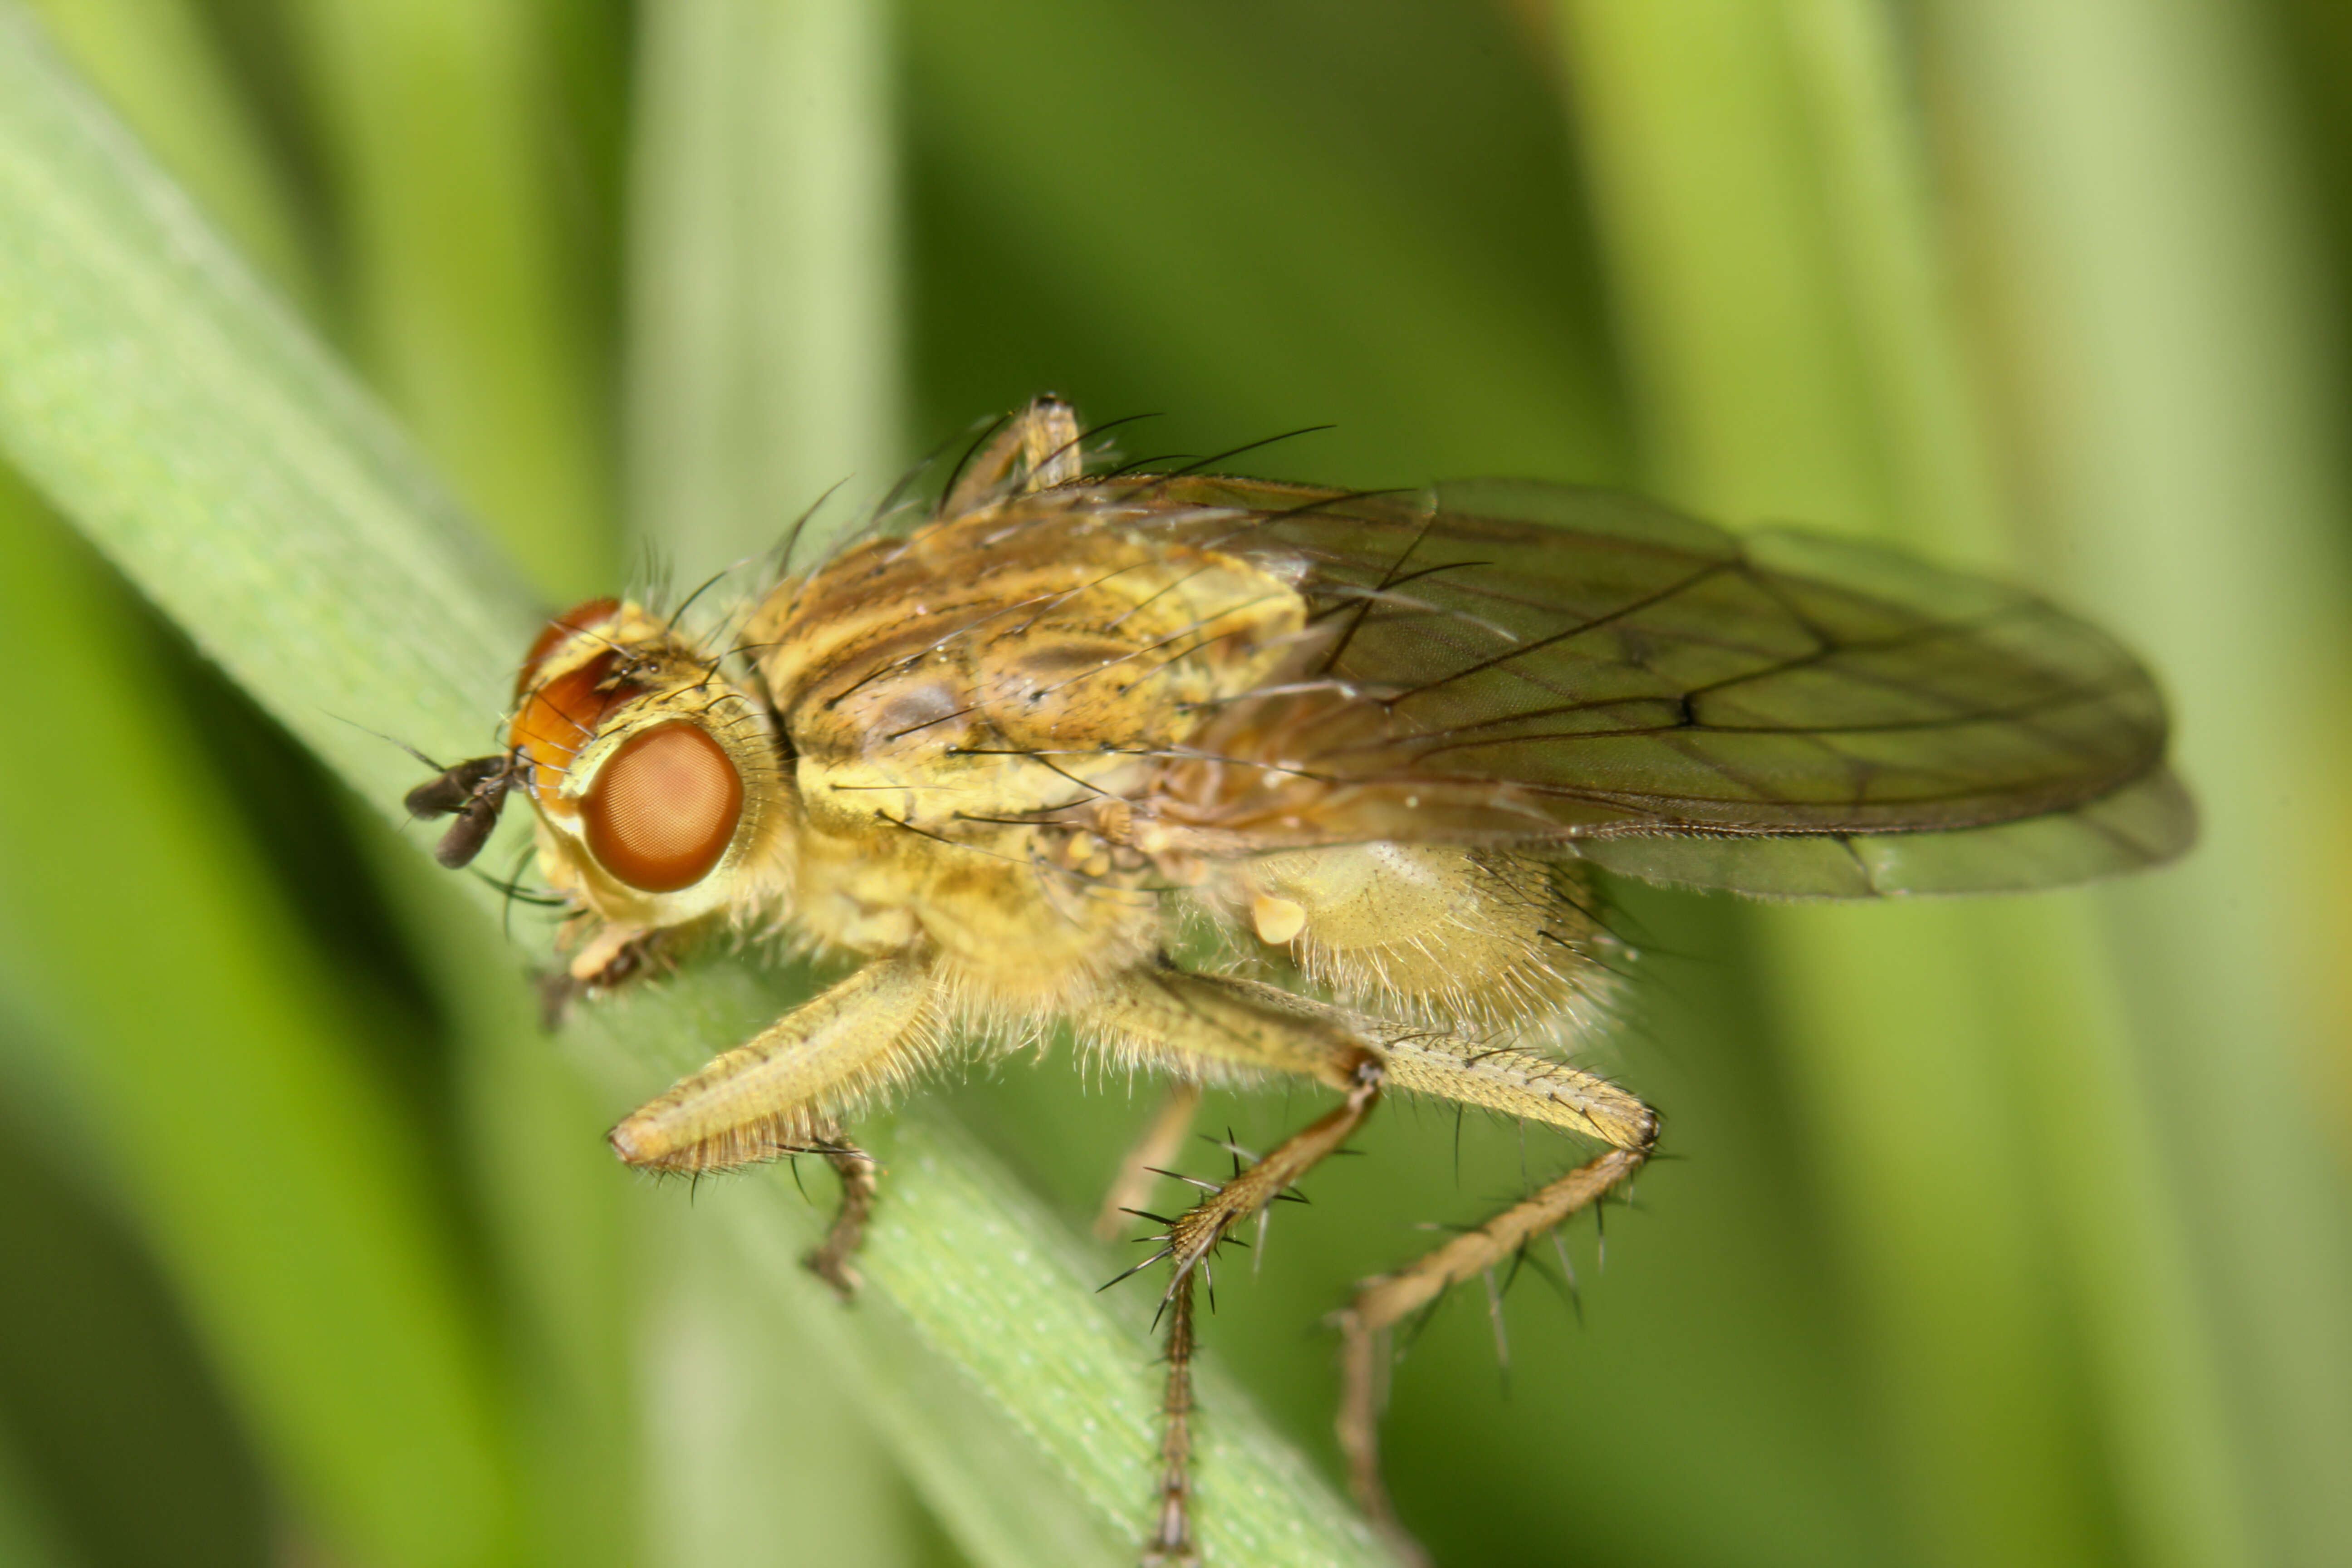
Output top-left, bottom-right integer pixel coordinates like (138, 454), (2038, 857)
(749, 501), (1309, 757)
(749, 499), (1312, 947)
(507, 598), (793, 931)
(964, 544), (1306, 754)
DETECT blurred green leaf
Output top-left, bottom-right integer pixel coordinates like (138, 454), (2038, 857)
(624, 5), (931, 1562)
(1927, 3), (2352, 1564)
(0, 1426), (73, 1568)
(0, 989), (275, 1568)
(629, 0), (904, 584)
(1554, 5), (2352, 1568)
(281, 0), (617, 597)
(902, 0), (1628, 489)
(0, 469), (517, 1568)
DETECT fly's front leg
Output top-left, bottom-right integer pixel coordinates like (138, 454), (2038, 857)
(1081, 966), (1392, 1564)
(804, 1138), (879, 1299)
(608, 957), (937, 1295)
(539, 927), (669, 1027)
(1333, 1039), (1658, 1560)
(608, 957), (935, 1172)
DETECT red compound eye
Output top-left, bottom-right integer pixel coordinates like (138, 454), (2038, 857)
(583, 721), (744, 892)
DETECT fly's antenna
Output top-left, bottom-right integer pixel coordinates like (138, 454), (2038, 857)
(327, 711), (460, 780)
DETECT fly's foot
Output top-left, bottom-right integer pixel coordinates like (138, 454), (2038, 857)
(801, 1142), (878, 1302)
(538, 930), (666, 1028)
(1137, 1534), (1198, 1567)
(803, 1238), (863, 1301)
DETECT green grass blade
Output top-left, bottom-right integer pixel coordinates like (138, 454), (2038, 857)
(0, 11), (1389, 1562)
(21, 0), (322, 314)
(264, 3), (648, 1555)
(369, 841), (649, 1568)
(0, 474), (520, 1568)
(0, 3), (534, 772)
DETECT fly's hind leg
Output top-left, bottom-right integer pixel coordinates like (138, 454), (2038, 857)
(1081, 967), (1396, 1565)
(1336, 1039), (1658, 1560)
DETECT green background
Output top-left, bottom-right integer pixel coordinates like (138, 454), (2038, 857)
(0, 2), (2348, 1566)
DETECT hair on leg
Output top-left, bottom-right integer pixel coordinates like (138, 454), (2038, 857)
(1083, 967), (1394, 1561)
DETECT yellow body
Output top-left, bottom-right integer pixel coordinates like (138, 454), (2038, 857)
(456, 400), (1652, 1566)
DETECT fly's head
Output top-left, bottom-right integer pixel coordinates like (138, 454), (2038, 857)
(410, 596), (793, 983)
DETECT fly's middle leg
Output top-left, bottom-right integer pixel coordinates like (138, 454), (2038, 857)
(1081, 967), (1393, 1565)
(1134, 1067), (1382, 1567)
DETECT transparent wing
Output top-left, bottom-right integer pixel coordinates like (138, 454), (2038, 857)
(1106, 475), (2194, 897)
(1572, 767), (2194, 897)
